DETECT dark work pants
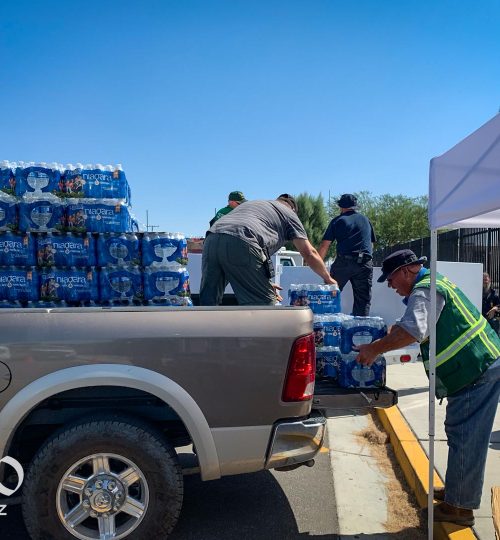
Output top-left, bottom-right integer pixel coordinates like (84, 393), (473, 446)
(199, 233), (276, 306)
(330, 256), (373, 316)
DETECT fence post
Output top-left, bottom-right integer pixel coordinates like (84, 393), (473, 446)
(487, 229), (491, 272)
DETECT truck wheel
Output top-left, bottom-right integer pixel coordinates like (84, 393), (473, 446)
(22, 419), (183, 540)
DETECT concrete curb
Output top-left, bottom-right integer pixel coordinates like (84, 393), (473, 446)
(376, 405), (477, 540)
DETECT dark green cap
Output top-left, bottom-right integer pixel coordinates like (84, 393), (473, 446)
(228, 191), (246, 203)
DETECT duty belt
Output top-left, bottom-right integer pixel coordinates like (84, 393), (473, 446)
(338, 253), (372, 262)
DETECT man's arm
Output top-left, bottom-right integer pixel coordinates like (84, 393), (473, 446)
(293, 238), (337, 285)
(317, 239), (332, 261)
(486, 295), (500, 319)
(355, 325), (417, 366)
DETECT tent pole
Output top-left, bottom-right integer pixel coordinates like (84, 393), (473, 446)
(428, 229), (438, 539)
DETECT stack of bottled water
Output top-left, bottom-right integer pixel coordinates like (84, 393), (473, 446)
(13, 162), (65, 234)
(0, 158), (193, 309)
(337, 351), (386, 388)
(0, 161), (138, 234)
(141, 232), (191, 306)
(65, 199), (135, 234)
(289, 282), (387, 389)
(63, 163), (130, 201)
(36, 233), (96, 268)
(97, 233), (140, 266)
(315, 346), (343, 379)
(141, 233), (188, 267)
(35, 233), (100, 307)
(39, 268), (99, 306)
(0, 267), (39, 307)
(0, 231), (36, 267)
(0, 231), (37, 307)
(289, 283), (341, 314)
(60, 163), (134, 234)
(98, 232), (143, 306)
(313, 313), (387, 388)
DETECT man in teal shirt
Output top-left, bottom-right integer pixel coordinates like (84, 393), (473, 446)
(209, 191), (246, 227)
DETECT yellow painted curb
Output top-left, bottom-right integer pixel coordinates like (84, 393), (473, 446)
(376, 406), (477, 540)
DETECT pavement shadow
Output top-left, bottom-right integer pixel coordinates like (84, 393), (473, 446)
(2, 466), (338, 540)
(171, 470), (336, 539)
(396, 386), (429, 397)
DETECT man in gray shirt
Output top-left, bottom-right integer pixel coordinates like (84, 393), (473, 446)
(200, 194), (337, 305)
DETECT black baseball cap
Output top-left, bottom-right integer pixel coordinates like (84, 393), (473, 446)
(377, 249), (427, 283)
(337, 194), (358, 208)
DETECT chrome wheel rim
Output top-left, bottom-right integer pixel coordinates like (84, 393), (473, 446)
(56, 453), (149, 540)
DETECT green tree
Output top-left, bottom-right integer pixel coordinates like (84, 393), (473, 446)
(285, 193), (329, 250)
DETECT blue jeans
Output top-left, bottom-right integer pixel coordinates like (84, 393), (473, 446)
(444, 359), (500, 509)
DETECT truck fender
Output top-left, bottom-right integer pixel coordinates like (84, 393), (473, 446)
(0, 364), (221, 480)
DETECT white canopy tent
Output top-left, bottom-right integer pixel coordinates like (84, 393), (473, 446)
(427, 113), (500, 538)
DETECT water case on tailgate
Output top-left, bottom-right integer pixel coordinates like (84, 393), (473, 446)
(311, 313), (397, 410)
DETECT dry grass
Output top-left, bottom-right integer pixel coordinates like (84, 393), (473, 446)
(356, 411), (426, 539)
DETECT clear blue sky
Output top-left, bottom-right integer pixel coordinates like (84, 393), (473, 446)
(1, 0), (499, 236)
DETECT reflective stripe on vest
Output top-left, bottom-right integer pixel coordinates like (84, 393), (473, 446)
(417, 275), (500, 367)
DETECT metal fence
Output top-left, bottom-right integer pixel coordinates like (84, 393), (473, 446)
(373, 228), (500, 290)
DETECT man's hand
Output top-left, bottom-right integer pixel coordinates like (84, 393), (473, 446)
(353, 325), (417, 367)
(324, 276), (338, 286)
(486, 306), (499, 319)
(272, 283), (283, 302)
(353, 343), (380, 366)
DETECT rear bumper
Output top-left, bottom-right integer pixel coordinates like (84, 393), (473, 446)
(265, 414), (326, 470)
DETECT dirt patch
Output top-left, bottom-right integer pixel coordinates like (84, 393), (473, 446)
(356, 411), (426, 539)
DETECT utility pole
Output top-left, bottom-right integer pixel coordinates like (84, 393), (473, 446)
(145, 210), (159, 232)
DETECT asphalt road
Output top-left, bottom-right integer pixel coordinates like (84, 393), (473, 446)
(0, 448), (339, 540)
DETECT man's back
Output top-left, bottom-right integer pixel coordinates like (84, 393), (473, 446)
(209, 199), (306, 255)
(324, 210), (375, 255)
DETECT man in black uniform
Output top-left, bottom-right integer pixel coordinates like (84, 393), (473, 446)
(318, 194), (376, 316)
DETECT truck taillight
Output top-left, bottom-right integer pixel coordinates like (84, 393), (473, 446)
(282, 333), (316, 402)
(400, 354), (412, 363)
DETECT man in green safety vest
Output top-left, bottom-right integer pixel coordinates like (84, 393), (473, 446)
(355, 249), (500, 527)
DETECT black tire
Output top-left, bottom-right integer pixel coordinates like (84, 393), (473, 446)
(22, 419), (183, 540)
